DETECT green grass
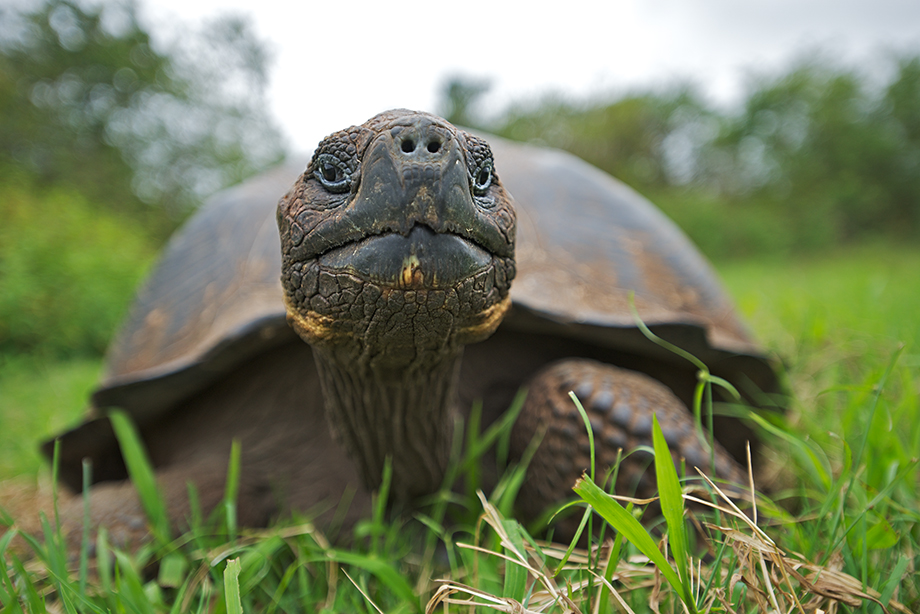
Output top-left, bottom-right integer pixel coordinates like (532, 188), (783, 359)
(720, 247), (920, 532)
(0, 355), (100, 480)
(1, 244), (919, 612)
(720, 243), (920, 353)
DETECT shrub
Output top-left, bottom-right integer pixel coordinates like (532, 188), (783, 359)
(0, 179), (153, 357)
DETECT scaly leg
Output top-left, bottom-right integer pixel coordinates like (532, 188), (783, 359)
(512, 358), (746, 521)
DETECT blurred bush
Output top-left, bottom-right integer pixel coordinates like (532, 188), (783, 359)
(705, 58), (920, 249)
(0, 0), (286, 358)
(445, 54), (920, 259)
(0, 177), (154, 357)
(0, 0), (286, 234)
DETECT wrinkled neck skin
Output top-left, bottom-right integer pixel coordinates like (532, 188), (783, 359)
(311, 340), (463, 501)
(278, 110), (518, 502)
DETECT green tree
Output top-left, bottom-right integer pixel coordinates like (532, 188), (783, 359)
(439, 76), (490, 128)
(0, 184), (154, 356)
(0, 0), (285, 232)
(701, 57), (920, 244)
(0, 0), (286, 356)
(493, 88), (714, 192)
(484, 54), (920, 255)
(883, 56), (920, 232)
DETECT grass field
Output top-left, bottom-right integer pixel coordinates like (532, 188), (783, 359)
(1, 244), (918, 612)
(0, 357), (99, 481)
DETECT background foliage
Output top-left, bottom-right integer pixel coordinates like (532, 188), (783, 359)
(445, 54), (920, 258)
(0, 182), (153, 357)
(0, 0), (286, 358)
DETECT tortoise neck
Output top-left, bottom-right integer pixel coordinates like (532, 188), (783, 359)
(311, 346), (462, 500)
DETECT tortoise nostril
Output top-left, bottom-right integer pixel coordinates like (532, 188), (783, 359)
(401, 139), (415, 153)
(427, 140), (441, 154)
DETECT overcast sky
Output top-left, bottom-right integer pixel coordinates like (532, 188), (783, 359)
(138, 0), (920, 151)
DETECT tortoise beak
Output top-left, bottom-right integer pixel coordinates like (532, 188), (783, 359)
(317, 224), (493, 290)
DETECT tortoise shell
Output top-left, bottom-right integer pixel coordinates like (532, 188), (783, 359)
(51, 131), (779, 488)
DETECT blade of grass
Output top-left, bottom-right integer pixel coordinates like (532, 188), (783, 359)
(368, 456), (393, 558)
(500, 518), (530, 603)
(80, 458), (91, 593)
(224, 439), (241, 542)
(265, 563), (300, 614)
(739, 408), (831, 488)
(109, 409), (172, 543)
(598, 514), (629, 614)
(851, 346), (904, 473)
(167, 577), (195, 614)
(551, 504), (592, 577)
(652, 415), (698, 613)
(224, 557), (243, 614)
(343, 569), (386, 614)
(317, 549), (420, 610)
(0, 548), (20, 612)
(461, 389), (528, 476)
(492, 422), (543, 518)
(96, 527), (114, 612)
(158, 553), (189, 589)
(39, 512), (71, 599)
(237, 535), (288, 595)
(629, 291), (741, 494)
(629, 292), (708, 375)
(114, 550), (157, 614)
(50, 438), (64, 549)
(568, 387), (597, 605)
(568, 391), (595, 482)
(12, 556), (44, 614)
(573, 473), (685, 597)
(879, 556), (911, 612)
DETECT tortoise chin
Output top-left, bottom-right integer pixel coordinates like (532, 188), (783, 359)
(280, 222), (514, 355)
(281, 249), (513, 353)
(317, 225), (494, 290)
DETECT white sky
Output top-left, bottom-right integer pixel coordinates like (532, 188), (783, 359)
(139, 0), (920, 152)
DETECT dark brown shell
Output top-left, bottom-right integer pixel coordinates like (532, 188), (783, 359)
(89, 133), (778, 428)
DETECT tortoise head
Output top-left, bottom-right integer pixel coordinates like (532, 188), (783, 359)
(277, 110), (517, 366)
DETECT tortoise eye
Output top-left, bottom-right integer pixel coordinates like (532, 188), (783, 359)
(472, 160), (493, 195)
(322, 163), (338, 182)
(313, 153), (351, 193)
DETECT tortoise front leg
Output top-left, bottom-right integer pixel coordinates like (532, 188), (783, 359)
(511, 358), (746, 522)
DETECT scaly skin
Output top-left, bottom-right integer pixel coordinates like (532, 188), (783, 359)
(512, 358), (747, 522)
(277, 110), (518, 500)
(277, 110), (744, 508)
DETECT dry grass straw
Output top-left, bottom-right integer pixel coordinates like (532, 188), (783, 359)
(427, 471), (910, 614)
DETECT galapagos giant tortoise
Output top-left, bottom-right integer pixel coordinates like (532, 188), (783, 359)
(47, 110), (778, 540)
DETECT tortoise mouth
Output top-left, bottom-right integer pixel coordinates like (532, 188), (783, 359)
(281, 221), (513, 351)
(316, 224), (493, 289)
